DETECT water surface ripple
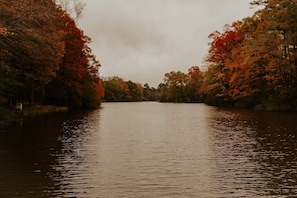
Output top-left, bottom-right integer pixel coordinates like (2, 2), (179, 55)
(1, 102), (297, 197)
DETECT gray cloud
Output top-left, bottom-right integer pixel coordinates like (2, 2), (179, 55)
(79, 0), (257, 87)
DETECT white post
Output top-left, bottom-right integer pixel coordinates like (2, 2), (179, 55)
(16, 103), (23, 111)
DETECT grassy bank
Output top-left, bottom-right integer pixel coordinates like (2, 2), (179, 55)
(0, 105), (69, 126)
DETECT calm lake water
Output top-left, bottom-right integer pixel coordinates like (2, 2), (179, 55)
(1, 102), (297, 197)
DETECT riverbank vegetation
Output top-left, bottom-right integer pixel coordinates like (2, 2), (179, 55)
(0, 104), (68, 126)
(203, 0), (297, 111)
(0, 0), (104, 111)
(157, 0), (297, 111)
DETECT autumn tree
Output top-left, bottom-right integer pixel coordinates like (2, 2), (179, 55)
(199, 64), (225, 105)
(187, 66), (204, 101)
(224, 17), (266, 104)
(207, 21), (247, 100)
(127, 81), (144, 101)
(163, 71), (190, 102)
(45, 11), (103, 108)
(255, 0), (297, 96)
(80, 41), (104, 108)
(0, 0), (65, 104)
(156, 83), (169, 102)
(143, 83), (156, 101)
(158, 67), (204, 103)
(103, 77), (131, 101)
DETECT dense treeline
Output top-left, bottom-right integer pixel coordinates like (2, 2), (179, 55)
(204, 0), (297, 110)
(158, 0), (297, 111)
(103, 76), (156, 102)
(0, 0), (104, 109)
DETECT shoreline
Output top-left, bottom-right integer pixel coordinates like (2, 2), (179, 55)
(0, 105), (69, 126)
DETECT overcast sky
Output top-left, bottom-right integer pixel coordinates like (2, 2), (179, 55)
(78, 0), (258, 87)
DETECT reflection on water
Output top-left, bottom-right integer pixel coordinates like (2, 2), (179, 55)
(210, 109), (297, 196)
(1, 102), (297, 197)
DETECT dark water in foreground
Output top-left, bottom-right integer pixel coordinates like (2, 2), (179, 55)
(1, 102), (297, 197)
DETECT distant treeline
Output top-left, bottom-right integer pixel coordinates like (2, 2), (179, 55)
(103, 67), (203, 103)
(0, 0), (104, 109)
(103, 77), (156, 102)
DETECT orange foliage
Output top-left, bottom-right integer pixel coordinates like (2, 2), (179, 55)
(207, 21), (245, 64)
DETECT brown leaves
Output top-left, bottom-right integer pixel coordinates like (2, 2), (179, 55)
(0, 27), (8, 36)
